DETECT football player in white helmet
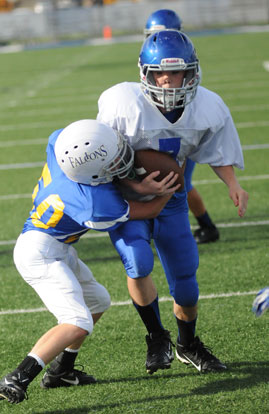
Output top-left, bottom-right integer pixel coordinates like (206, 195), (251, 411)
(0, 119), (180, 405)
(97, 30), (248, 375)
(143, 9), (219, 244)
(54, 119), (134, 185)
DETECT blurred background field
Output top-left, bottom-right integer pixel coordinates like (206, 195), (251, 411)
(1, 0), (269, 46)
(0, 17), (268, 414)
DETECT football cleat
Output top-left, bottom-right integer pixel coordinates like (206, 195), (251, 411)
(0, 371), (28, 404)
(176, 336), (227, 372)
(193, 226), (219, 244)
(145, 330), (174, 374)
(40, 366), (97, 389)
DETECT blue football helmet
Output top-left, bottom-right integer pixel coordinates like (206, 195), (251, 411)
(144, 9), (182, 36)
(139, 30), (200, 111)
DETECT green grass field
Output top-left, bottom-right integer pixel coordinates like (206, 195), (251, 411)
(0, 31), (268, 413)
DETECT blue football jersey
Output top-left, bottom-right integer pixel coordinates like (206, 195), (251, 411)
(23, 129), (130, 244)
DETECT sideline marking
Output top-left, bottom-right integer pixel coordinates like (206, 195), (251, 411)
(0, 290), (258, 316)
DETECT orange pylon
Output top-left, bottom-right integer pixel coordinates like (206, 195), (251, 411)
(103, 25), (112, 39)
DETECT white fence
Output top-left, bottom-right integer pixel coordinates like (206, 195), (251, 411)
(1, 0), (269, 42)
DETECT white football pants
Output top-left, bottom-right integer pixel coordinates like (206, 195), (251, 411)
(13, 231), (111, 334)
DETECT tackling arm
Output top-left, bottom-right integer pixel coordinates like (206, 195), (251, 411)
(128, 193), (174, 220)
(211, 165), (249, 217)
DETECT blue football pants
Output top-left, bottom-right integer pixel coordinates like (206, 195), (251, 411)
(109, 193), (199, 307)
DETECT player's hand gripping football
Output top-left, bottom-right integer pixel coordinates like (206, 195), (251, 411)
(134, 170), (181, 195)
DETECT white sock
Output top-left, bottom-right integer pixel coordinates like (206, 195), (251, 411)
(28, 352), (46, 368)
(65, 348), (80, 353)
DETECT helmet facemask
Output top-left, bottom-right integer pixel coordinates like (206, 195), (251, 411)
(139, 30), (200, 112)
(99, 133), (134, 184)
(140, 62), (200, 112)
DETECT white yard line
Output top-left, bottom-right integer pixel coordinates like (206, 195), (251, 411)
(0, 161), (44, 170)
(0, 174), (268, 201)
(0, 100), (267, 118)
(215, 220), (269, 228)
(0, 194), (31, 200)
(192, 174), (269, 185)
(0, 139), (268, 150)
(0, 174), (269, 201)
(229, 104), (269, 112)
(0, 290), (259, 316)
(242, 144), (269, 150)
(1, 119), (269, 133)
(0, 220), (268, 247)
(0, 138), (48, 148)
(236, 120), (269, 129)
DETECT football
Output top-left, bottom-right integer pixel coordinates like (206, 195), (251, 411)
(134, 149), (184, 191)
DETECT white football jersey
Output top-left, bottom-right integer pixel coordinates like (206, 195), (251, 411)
(97, 82), (244, 169)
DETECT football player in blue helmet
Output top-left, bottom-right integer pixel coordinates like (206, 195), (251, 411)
(139, 30), (200, 111)
(98, 28), (248, 376)
(144, 8), (182, 37)
(142, 17), (219, 244)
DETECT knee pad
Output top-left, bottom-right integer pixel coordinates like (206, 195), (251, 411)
(171, 273), (199, 307)
(77, 258), (111, 313)
(59, 313), (94, 335)
(84, 282), (111, 314)
(120, 240), (154, 279)
(110, 220), (153, 279)
(96, 284), (111, 312)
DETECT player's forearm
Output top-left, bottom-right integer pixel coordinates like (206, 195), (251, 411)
(211, 165), (239, 189)
(128, 194), (173, 220)
(212, 164), (249, 217)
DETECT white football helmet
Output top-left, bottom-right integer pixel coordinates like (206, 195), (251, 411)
(55, 119), (134, 185)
